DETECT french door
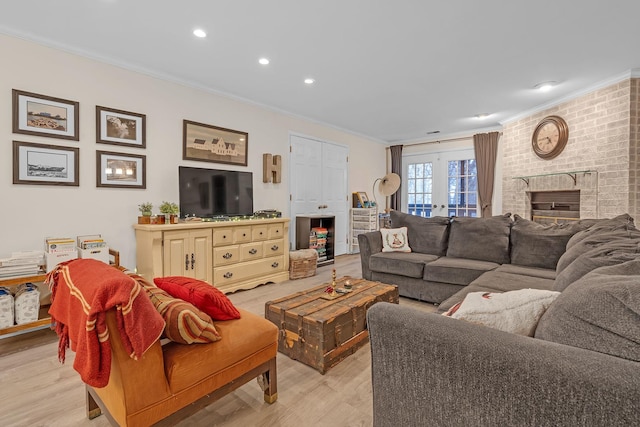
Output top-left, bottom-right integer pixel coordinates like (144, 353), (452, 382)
(403, 149), (478, 218)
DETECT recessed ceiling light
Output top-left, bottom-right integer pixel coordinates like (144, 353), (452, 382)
(534, 81), (557, 92)
(193, 29), (207, 38)
(474, 113), (491, 119)
(258, 58), (270, 65)
(304, 78), (315, 85)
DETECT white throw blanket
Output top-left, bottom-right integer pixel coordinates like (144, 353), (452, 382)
(444, 288), (561, 336)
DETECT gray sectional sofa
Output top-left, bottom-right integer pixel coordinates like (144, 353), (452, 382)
(358, 210), (599, 305)
(359, 212), (640, 426)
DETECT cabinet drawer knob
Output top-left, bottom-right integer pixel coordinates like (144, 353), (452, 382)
(271, 244), (279, 251)
(271, 262), (279, 268)
(249, 248), (258, 255)
(223, 272), (233, 279)
(223, 252), (233, 259)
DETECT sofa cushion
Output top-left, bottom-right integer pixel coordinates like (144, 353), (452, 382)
(154, 276), (241, 321)
(535, 260), (640, 362)
(443, 289), (560, 336)
(424, 256), (499, 286)
(495, 264), (556, 280)
(438, 270), (555, 312)
(510, 215), (594, 270)
(557, 228), (640, 273)
(553, 240), (640, 292)
(446, 214), (512, 264)
(380, 227), (411, 252)
(135, 275), (221, 345)
(162, 308), (278, 393)
(370, 252), (439, 278)
(390, 210), (450, 256)
(566, 213), (635, 250)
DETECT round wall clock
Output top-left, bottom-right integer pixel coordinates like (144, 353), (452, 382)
(531, 115), (569, 160)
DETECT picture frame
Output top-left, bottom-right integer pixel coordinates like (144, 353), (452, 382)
(183, 120), (248, 166)
(96, 150), (146, 189)
(12, 89), (79, 140)
(13, 140), (79, 186)
(96, 106), (146, 148)
(354, 192), (369, 208)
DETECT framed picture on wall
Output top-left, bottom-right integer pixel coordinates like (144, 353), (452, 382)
(13, 140), (79, 186)
(183, 120), (248, 166)
(96, 106), (146, 148)
(12, 89), (79, 140)
(96, 150), (146, 189)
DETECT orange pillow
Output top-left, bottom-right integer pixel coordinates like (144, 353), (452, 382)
(154, 276), (241, 321)
(131, 275), (220, 344)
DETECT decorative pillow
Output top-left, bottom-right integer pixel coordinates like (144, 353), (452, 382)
(510, 214), (594, 270)
(132, 275), (220, 344)
(390, 210), (450, 256)
(536, 260), (640, 362)
(380, 227), (411, 253)
(154, 276), (241, 320)
(446, 214), (512, 264)
(443, 289), (560, 336)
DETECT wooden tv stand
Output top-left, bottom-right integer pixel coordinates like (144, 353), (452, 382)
(134, 218), (290, 294)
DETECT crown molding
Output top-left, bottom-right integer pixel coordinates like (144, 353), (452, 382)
(0, 28), (387, 145)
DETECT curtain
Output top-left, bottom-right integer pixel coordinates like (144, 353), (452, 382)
(389, 145), (403, 211)
(473, 132), (500, 217)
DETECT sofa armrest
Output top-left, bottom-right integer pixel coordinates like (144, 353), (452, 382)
(367, 303), (640, 427)
(357, 231), (382, 279)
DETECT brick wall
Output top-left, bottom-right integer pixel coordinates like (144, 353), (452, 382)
(502, 78), (638, 219)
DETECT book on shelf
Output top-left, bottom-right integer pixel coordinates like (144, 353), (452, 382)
(0, 251), (44, 267)
(77, 234), (107, 250)
(45, 237), (76, 253)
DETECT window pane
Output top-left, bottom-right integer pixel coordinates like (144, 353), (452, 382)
(408, 164), (415, 178)
(416, 163), (424, 177)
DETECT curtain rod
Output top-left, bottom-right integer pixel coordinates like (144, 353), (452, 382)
(386, 132), (503, 149)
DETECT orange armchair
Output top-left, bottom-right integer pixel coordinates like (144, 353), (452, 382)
(86, 307), (278, 426)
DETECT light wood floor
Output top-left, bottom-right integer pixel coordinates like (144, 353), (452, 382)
(0, 254), (437, 427)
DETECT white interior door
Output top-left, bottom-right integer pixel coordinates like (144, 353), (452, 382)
(290, 134), (349, 255)
(403, 149), (478, 217)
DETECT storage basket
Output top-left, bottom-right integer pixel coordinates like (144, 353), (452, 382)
(0, 287), (14, 329)
(14, 282), (40, 325)
(289, 249), (318, 280)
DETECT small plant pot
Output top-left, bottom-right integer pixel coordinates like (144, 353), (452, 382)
(138, 216), (152, 224)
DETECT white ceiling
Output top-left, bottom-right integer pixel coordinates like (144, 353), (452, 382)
(2, 0), (640, 144)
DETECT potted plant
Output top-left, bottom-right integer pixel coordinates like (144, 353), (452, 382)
(138, 202), (153, 224)
(159, 201), (180, 224)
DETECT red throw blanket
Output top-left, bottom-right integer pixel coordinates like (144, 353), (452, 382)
(47, 259), (165, 388)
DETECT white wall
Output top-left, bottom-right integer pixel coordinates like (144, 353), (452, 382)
(0, 34), (385, 269)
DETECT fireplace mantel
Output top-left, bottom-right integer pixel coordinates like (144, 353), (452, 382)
(512, 170), (596, 186)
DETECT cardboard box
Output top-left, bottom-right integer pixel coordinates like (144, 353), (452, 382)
(78, 246), (110, 264)
(46, 251), (77, 273)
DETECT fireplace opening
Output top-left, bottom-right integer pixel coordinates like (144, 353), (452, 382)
(529, 190), (580, 224)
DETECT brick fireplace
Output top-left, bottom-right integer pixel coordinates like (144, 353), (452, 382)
(501, 77), (640, 220)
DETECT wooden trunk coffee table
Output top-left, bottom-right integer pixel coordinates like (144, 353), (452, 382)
(265, 276), (398, 374)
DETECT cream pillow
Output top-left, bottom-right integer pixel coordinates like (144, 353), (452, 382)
(442, 289), (560, 336)
(380, 227), (411, 252)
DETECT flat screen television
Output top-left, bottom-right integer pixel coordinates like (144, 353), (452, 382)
(179, 166), (254, 217)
